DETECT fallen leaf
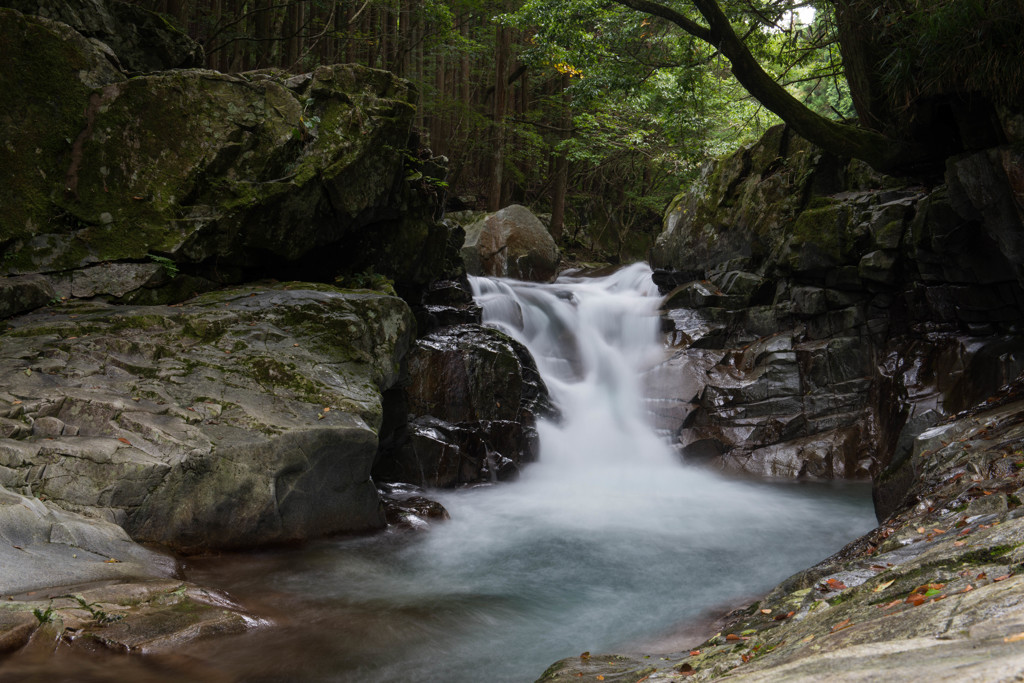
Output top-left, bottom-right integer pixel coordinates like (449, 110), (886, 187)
(105, 558), (120, 563)
(830, 619), (853, 633)
(977, 572), (988, 580)
(597, 677), (604, 681)
(726, 633), (742, 641)
(906, 594), (927, 607)
(873, 579), (896, 593)
(823, 578), (847, 591)
(883, 599), (902, 609)
(800, 634), (815, 643)
(760, 609), (772, 615)
(689, 650), (701, 656)
(741, 654), (750, 663)
(963, 584), (974, 592)
(117, 437), (131, 445)
(954, 540), (966, 547)
(1006, 632), (1024, 643)
(917, 527), (926, 533)
(579, 652), (590, 661)
(995, 574), (1012, 582)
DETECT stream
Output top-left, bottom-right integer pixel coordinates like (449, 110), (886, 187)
(180, 264), (876, 681)
(5, 265), (877, 682)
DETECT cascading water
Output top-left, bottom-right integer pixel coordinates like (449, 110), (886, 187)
(38, 266), (876, 682)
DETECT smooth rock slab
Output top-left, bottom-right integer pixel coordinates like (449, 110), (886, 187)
(0, 284), (414, 551)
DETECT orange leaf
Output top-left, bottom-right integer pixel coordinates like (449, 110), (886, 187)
(1005, 632), (1024, 643)
(906, 594), (927, 606)
(760, 609), (772, 615)
(825, 578), (847, 591)
(977, 572), (988, 580)
(597, 677), (605, 681)
(726, 633), (742, 641)
(883, 599), (902, 609)
(995, 574), (1012, 582)
(831, 619), (853, 633)
(689, 650), (701, 656)
(954, 541), (966, 546)
(117, 437), (131, 445)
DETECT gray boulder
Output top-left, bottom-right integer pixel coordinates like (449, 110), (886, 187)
(461, 205), (560, 281)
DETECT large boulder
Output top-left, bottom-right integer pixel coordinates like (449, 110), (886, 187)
(0, 284), (415, 551)
(0, 9), (458, 310)
(375, 324), (551, 487)
(461, 204), (560, 281)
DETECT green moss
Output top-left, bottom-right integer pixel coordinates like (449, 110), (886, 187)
(959, 545), (1015, 564)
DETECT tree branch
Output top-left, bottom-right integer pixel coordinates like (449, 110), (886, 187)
(610, 0), (931, 173)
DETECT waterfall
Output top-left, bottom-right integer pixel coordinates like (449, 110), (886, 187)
(171, 264), (877, 683)
(470, 263), (675, 471)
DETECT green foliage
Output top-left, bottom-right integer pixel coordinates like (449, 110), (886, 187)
(863, 0), (1024, 111)
(147, 253), (179, 279)
(33, 604), (56, 624)
(67, 594), (125, 624)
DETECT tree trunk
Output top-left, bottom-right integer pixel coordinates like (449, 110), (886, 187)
(488, 24), (511, 212)
(550, 73), (571, 242)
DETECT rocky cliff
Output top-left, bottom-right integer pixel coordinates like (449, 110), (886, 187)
(646, 121), (1024, 519)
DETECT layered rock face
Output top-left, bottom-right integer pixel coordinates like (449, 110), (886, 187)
(648, 124), (1024, 517)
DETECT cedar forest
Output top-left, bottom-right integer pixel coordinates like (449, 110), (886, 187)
(129, 0), (1024, 262)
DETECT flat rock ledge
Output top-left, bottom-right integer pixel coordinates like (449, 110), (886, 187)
(538, 388), (1024, 682)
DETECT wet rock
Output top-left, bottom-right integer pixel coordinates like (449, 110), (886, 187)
(378, 482), (450, 531)
(0, 579), (260, 662)
(0, 284), (415, 551)
(461, 205), (560, 282)
(652, 124), (1024, 487)
(375, 324), (551, 488)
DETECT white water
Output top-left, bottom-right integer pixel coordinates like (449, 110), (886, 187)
(175, 264), (876, 682)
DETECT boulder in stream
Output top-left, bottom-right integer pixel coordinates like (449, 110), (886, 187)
(461, 205), (560, 282)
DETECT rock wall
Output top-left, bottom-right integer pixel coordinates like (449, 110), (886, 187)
(650, 124), (1024, 519)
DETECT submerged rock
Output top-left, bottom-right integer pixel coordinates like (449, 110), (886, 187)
(0, 284), (414, 551)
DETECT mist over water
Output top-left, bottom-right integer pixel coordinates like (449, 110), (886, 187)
(9, 265), (876, 682)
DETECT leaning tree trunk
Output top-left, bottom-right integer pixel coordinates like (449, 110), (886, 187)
(613, 0), (933, 174)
